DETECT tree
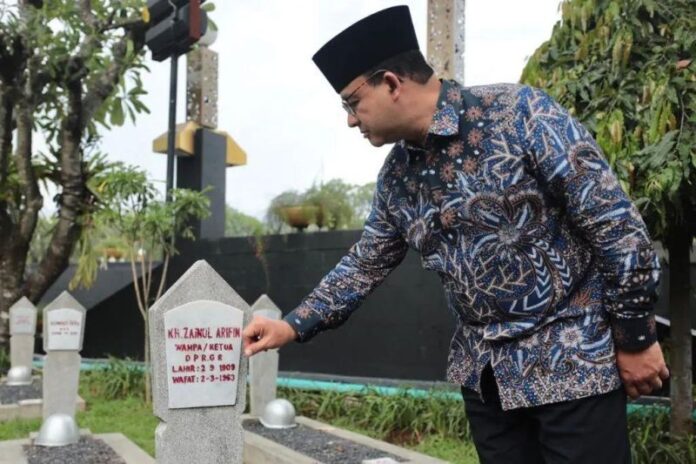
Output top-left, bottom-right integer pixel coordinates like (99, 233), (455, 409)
(74, 165), (209, 403)
(225, 206), (264, 237)
(264, 180), (377, 233)
(348, 181), (375, 229)
(304, 179), (355, 230)
(265, 190), (304, 233)
(0, 1), (149, 348)
(521, 0), (696, 437)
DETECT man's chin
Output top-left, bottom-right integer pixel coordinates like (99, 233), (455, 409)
(365, 135), (385, 147)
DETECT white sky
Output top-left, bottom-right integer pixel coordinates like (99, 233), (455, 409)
(98, 0), (562, 220)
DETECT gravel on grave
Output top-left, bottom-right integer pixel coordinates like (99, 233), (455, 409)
(0, 378), (41, 404)
(24, 437), (126, 464)
(243, 419), (406, 464)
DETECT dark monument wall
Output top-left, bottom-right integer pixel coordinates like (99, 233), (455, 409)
(76, 231), (692, 383)
(79, 231), (457, 382)
(168, 232), (456, 382)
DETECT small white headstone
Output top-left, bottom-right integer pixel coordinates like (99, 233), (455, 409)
(6, 297), (38, 386)
(164, 300), (244, 409)
(249, 295), (282, 417)
(39, 291), (86, 445)
(9, 297), (37, 335)
(45, 308), (84, 351)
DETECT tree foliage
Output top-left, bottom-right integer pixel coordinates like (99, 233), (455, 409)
(225, 206), (264, 237)
(0, 0), (149, 345)
(521, 0), (696, 239)
(74, 165), (209, 403)
(304, 180), (357, 230)
(264, 180), (376, 233)
(521, 0), (696, 438)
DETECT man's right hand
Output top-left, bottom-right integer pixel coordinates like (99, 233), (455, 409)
(243, 317), (298, 357)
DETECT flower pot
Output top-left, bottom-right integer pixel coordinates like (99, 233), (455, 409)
(280, 206), (318, 232)
(102, 247), (124, 261)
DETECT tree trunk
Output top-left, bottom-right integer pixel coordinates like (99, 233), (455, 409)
(0, 285), (21, 350)
(144, 313), (152, 405)
(667, 227), (693, 438)
(0, 239), (31, 351)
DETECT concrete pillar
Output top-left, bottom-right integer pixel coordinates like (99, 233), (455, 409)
(427, 0), (466, 83)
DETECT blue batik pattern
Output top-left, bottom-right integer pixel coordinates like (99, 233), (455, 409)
(284, 80), (660, 410)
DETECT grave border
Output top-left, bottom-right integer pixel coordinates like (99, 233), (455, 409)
(241, 414), (448, 464)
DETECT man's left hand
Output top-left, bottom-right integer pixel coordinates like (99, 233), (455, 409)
(616, 342), (670, 399)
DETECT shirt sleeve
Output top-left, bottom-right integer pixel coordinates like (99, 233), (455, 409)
(283, 166), (408, 342)
(517, 86), (661, 352)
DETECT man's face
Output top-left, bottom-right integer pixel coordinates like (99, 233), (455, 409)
(338, 72), (400, 147)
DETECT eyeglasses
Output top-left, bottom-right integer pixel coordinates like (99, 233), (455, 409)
(341, 69), (388, 116)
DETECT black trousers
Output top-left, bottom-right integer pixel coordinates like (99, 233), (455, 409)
(461, 366), (632, 464)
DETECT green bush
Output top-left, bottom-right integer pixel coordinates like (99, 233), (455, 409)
(280, 387), (470, 444)
(0, 347), (9, 376)
(629, 408), (696, 464)
(81, 357), (146, 400)
(2, 366), (695, 464)
(280, 386), (695, 462)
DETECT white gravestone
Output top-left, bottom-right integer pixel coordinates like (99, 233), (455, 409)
(164, 300), (244, 409)
(249, 294), (282, 417)
(41, 292), (86, 422)
(10, 297), (37, 335)
(6, 297), (38, 385)
(45, 308), (84, 351)
(150, 260), (251, 464)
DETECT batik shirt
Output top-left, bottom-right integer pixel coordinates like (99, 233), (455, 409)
(284, 80), (660, 410)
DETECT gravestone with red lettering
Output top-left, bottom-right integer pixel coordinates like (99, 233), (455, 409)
(149, 260), (251, 464)
(249, 294), (282, 417)
(5, 297), (38, 385)
(41, 292), (86, 426)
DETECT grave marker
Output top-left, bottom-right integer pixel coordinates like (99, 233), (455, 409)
(36, 292), (86, 446)
(42, 291), (86, 421)
(6, 297), (37, 385)
(249, 294), (282, 417)
(150, 260), (251, 464)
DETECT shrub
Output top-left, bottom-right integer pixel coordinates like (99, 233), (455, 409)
(81, 357), (146, 400)
(629, 408), (696, 463)
(0, 347), (9, 376)
(280, 387), (470, 445)
(280, 386), (695, 462)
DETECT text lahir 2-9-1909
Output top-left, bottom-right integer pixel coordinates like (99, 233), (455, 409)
(167, 325), (241, 385)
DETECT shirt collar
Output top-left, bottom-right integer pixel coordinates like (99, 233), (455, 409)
(402, 79), (463, 153)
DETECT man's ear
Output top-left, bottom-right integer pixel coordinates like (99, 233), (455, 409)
(383, 72), (402, 100)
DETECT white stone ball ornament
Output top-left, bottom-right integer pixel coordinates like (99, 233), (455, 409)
(5, 365), (32, 386)
(34, 413), (80, 447)
(259, 398), (297, 429)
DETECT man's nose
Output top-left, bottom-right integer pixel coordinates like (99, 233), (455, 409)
(347, 113), (359, 128)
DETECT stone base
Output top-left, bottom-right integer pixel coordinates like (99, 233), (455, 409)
(0, 432), (153, 464)
(0, 396), (86, 422)
(242, 415), (447, 464)
(0, 375), (86, 422)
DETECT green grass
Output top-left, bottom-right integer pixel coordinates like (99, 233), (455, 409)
(0, 369), (475, 462)
(0, 387), (157, 456)
(76, 395), (158, 456)
(414, 435), (479, 464)
(0, 417), (41, 441)
(1, 359), (694, 464)
(324, 418), (479, 464)
(281, 386), (478, 462)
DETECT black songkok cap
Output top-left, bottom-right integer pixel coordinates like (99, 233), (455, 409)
(312, 5), (419, 93)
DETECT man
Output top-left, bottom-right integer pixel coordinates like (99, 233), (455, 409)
(243, 6), (669, 463)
